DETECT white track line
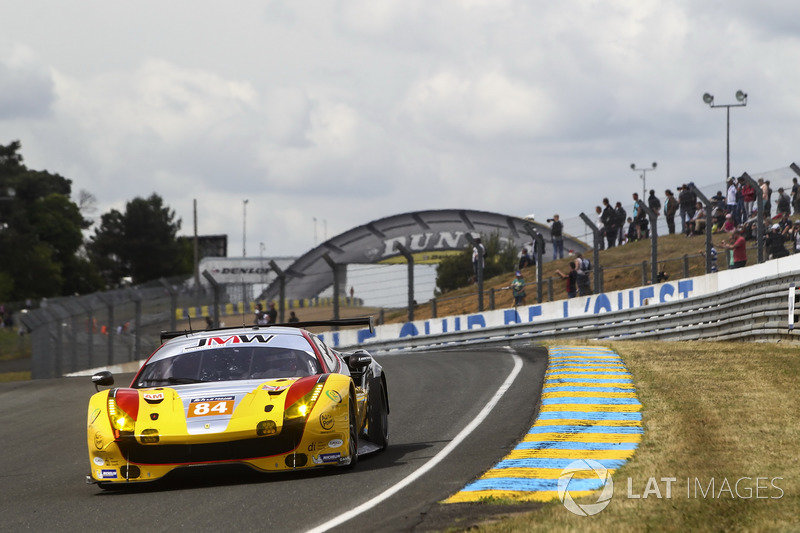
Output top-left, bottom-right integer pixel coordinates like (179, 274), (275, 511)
(307, 349), (524, 533)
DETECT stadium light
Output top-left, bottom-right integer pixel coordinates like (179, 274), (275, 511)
(703, 90), (748, 181)
(630, 162), (657, 198)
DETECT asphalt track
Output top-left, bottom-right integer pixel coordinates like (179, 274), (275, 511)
(0, 346), (547, 532)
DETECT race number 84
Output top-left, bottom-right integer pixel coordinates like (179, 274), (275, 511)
(188, 400), (234, 417)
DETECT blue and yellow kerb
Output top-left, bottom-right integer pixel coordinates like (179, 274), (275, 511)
(446, 346), (642, 503)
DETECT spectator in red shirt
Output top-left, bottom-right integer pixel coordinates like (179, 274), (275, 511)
(720, 229), (747, 269)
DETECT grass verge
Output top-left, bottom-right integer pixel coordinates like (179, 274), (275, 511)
(466, 340), (800, 533)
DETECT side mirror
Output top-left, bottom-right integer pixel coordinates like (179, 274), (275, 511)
(344, 350), (372, 371)
(92, 370), (114, 391)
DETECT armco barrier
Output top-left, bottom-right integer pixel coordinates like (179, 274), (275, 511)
(331, 270), (800, 354)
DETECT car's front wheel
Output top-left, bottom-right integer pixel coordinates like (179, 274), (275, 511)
(367, 377), (388, 450)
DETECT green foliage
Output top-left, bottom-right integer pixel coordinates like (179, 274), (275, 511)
(435, 231), (519, 294)
(0, 141), (101, 300)
(87, 193), (191, 286)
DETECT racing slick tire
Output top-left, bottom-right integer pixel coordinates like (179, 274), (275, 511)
(367, 377), (388, 451)
(346, 397), (358, 469)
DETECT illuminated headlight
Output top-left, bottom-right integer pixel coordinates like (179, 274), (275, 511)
(285, 383), (324, 420)
(108, 399), (135, 432)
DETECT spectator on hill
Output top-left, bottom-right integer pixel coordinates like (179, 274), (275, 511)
(776, 187), (791, 217)
(575, 252), (592, 296)
(720, 228), (747, 269)
(626, 216), (638, 243)
(549, 215), (564, 260)
(518, 248), (533, 270)
(648, 189), (661, 216)
(766, 223), (789, 259)
(792, 177), (800, 215)
(686, 201), (706, 236)
(555, 261), (578, 298)
(601, 198), (616, 248)
(510, 271), (526, 306)
(679, 184), (697, 235)
(594, 205), (605, 250)
(742, 180), (757, 220)
(614, 201), (627, 245)
(664, 189), (678, 235)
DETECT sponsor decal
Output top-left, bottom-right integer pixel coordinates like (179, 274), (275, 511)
(194, 334), (273, 348)
(328, 439), (343, 449)
(320, 453), (341, 463)
(319, 412), (335, 430)
(326, 390), (342, 403)
(94, 432), (104, 450)
(99, 469), (118, 479)
(93, 456), (105, 466)
(89, 408), (101, 424)
(143, 392), (164, 403)
(307, 441), (328, 452)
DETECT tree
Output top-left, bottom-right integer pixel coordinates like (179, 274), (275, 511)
(87, 193), (191, 286)
(0, 140), (101, 301)
(435, 231), (518, 294)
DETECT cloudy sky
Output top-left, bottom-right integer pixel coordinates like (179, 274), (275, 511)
(2, 1), (799, 258)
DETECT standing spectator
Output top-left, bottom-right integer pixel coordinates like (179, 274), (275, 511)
(472, 237), (486, 279)
(742, 180), (757, 220)
(759, 178), (771, 218)
(594, 205), (605, 250)
(510, 271), (526, 306)
(766, 224), (789, 259)
(631, 192), (644, 240)
(648, 189), (661, 216)
(518, 248), (533, 270)
(720, 228), (747, 269)
(549, 215), (564, 260)
(555, 261), (578, 298)
(735, 176), (746, 224)
(626, 216), (638, 243)
(575, 252), (592, 296)
(678, 184), (697, 235)
(601, 198), (616, 248)
(267, 301), (278, 324)
(776, 187), (791, 217)
(725, 178), (738, 225)
(792, 177), (800, 215)
(664, 189), (678, 234)
(288, 311), (300, 323)
(614, 202), (627, 245)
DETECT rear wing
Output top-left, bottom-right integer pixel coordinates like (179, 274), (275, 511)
(160, 316), (375, 343)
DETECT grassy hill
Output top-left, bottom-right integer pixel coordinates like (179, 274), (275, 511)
(385, 231), (753, 323)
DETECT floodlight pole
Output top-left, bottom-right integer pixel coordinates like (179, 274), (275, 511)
(631, 162), (657, 198)
(703, 91), (748, 181)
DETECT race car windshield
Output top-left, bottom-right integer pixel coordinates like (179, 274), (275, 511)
(134, 347), (321, 388)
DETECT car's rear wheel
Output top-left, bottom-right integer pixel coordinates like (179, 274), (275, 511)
(367, 378), (388, 450)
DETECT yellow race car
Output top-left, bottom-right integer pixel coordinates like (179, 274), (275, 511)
(86, 317), (388, 488)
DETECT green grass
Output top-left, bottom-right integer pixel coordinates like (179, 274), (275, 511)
(463, 340), (800, 533)
(0, 328), (30, 361)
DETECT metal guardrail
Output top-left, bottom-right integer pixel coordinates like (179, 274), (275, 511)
(346, 272), (798, 354)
